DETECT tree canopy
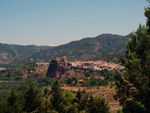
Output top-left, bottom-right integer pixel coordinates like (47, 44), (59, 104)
(115, 2), (150, 113)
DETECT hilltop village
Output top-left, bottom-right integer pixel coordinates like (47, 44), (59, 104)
(0, 57), (125, 113)
(70, 59), (124, 71)
(35, 56), (124, 71)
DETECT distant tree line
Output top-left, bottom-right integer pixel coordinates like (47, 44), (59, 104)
(82, 77), (108, 87)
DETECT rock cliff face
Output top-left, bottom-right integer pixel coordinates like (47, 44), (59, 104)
(46, 56), (70, 78)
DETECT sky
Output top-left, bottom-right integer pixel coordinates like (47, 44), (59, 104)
(0, 0), (149, 46)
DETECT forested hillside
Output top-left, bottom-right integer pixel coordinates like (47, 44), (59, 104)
(0, 33), (130, 67)
(0, 43), (52, 64)
(30, 33), (130, 61)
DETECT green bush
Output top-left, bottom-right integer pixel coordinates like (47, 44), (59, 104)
(88, 96), (110, 113)
(83, 77), (108, 87)
(85, 72), (91, 77)
(117, 109), (123, 113)
(122, 100), (146, 113)
(37, 77), (54, 87)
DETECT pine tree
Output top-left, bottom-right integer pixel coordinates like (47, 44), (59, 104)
(76, 88), (82, 103)
(23, 80), (44, 113)
(87, 96), (110, 113)
(0, 89), (22, 113)
(59, 91), (78, 113)
(115, 2), (150, 112)
(50, 80), (62, 111)
(7, 89), (23, 113)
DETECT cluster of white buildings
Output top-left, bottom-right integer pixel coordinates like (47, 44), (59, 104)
(35, 62), (49, 66)
(34, 56), (124, 71)
(70, 60), (124, 71)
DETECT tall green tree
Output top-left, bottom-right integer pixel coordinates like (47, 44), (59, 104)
(7, 89), (23, 113)
(23, 80), (44, 113)
(87, 96), (110, 113)
(50, 80), (63, 111)
(76, 88), (88, 111)
(59, 91), (78, 113)
(115, 2), (150, 113)
(0, 89), (23, 113)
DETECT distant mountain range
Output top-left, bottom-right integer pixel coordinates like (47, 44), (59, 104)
(0, 43), (52, 64)
(0, 33), (131, 65)
(30, 33), (131, 61)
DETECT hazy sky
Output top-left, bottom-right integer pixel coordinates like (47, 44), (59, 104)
(0, 0), (148, 46)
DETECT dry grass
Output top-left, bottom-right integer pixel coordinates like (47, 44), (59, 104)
(61, 86), (121, 113)
(62, 86), (118, 103)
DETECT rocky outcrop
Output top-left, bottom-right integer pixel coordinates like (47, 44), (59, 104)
(0, 52), (13, 64)
(46, 56), (70, 78)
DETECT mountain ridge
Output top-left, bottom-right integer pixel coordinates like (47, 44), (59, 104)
(30, 33), (130, 61)
(0, 33), (131, 65)
(0, 43), (52, 64)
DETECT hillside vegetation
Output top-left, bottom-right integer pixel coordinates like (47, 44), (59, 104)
(30, 34), (130, 61)
(0, 43), (52, 64)
(0, 34), (130, 67)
